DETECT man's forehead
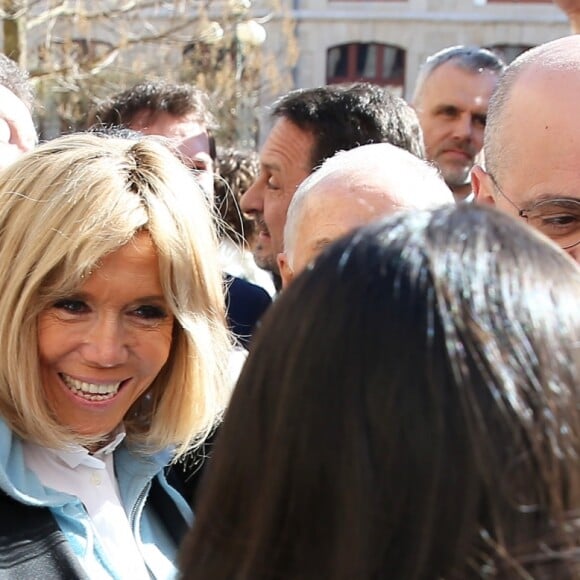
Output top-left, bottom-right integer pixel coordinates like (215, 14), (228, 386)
(498, 69), (580, 159)
(259, 157), (281, 172)
(260, 117), (314, 170)
(131, 110), (205, 135)
(423, 63), (497, 97)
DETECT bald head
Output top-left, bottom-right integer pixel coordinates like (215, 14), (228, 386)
(473, 35), (580, 264)
(484, 35), (580, 178)
(279, 143), (453, 285)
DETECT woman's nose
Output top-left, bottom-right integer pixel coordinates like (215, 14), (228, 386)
(81, 317), (129, 368)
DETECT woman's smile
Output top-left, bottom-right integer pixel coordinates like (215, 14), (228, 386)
(60, 373), (127, 401)
(37, 232), (174, 438)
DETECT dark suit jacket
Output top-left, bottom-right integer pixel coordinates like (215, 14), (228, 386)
(225, 275), (271, 349)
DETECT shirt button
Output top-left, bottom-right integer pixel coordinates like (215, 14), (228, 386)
(91, 471), (102, 486)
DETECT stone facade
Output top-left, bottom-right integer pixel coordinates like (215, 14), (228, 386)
(291, 0), (570, 99)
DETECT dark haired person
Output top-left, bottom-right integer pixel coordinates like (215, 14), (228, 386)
(215, 147), (276, 296)
(241, 83), (425, 275)
(0, 53), (36, 170)
(92, 80), (271, 347)
(91, 80), (216, 198)
(412, 46), (505, 201)
(472, 35), (580, 264)
(181, 204), (580, 580)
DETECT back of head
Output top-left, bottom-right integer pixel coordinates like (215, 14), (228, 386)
(91, 79), (215, 133)
(0, 53), (34, 110)
(273, 82), (425, 169)
(413, 45), (506, 104)
(283, 142), (453, 267)
(182, 204), (580, 579)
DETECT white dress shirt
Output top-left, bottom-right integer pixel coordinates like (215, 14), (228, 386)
(23, 432), (151, 579)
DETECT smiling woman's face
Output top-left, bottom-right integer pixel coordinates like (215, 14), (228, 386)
(37, 232), (174, 440)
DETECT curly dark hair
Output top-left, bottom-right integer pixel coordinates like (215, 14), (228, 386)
(214, 147), (259, 244)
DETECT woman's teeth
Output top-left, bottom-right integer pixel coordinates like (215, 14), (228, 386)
(61, 374), (122, 401)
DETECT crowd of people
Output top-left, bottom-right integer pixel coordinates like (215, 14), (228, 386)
(0, 3), (578, 578)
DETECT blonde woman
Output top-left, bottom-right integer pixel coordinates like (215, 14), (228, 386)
(0, 133), (233, 578)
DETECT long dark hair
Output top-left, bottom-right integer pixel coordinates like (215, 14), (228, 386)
(181, 204), (580, 579)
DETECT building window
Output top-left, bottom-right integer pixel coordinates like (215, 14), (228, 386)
(486, 43), (534, 64)
(326, 43), (405, 93)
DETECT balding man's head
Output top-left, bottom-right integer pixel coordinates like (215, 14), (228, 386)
(279, 143), (453, 286)
(484, 35), (580, 179)
(473, 35), (580, 264)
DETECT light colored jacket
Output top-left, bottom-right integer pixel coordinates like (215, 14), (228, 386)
(0, 418), (192, 579)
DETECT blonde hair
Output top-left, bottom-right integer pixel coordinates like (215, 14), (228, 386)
(0, 133), (232, 457)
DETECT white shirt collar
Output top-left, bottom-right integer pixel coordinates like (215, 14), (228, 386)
(46, 428), (126, 470)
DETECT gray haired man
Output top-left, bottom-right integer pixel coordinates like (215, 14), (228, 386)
(412, 46), (505, 201)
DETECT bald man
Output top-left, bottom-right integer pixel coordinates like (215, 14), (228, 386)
(472, 35), (580, 264)
(278, 143), (454, 286)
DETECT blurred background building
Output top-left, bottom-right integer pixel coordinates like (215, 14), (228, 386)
(291, 0), (569, 99)
(0, 0), (571, 145)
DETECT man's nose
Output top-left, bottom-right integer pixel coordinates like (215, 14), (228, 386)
(240, 180), (264, 215)
(450, 114), (473, 140)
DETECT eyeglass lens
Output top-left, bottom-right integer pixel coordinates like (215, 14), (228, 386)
(524, 199), (580, 249)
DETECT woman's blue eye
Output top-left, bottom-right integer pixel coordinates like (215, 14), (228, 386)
(53, 299), (88, 314)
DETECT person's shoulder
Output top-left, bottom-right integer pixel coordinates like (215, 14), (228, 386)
(225, 274), (272, 306)
(224, 275), (272, 349)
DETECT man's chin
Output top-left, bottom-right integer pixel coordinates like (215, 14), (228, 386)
(440, 166), (472, 190)
(253, 250), (280, 275)
(252, 233), (279, 274)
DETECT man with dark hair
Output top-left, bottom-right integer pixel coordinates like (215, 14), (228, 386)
(0, 54), (36, 169)
(412, 46), (505, 201)
(241, 82), (425, 275)
(92, 80), (216, 197)
(93, 80), (271, 347)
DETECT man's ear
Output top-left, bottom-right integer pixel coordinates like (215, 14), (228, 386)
(471, 165), (496, 206)
(277, 252), (294, 290)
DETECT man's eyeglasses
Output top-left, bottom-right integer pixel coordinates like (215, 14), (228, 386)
(488, 173), (580, 250)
